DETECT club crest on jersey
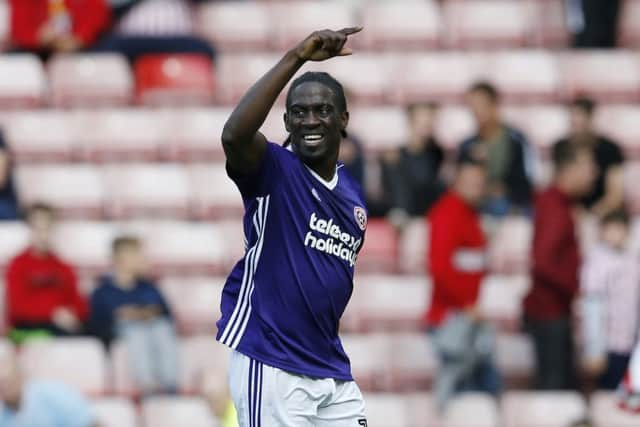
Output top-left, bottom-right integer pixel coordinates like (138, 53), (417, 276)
(354, 206), (367, 231)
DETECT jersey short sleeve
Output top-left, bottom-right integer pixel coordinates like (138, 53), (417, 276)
(225, 142), (285, 199)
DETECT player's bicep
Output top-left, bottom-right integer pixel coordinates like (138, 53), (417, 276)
(222, 131), (268, 175)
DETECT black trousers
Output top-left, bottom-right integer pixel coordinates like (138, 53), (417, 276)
(573, 0), (621, 48)
(526, 317), (577, 390)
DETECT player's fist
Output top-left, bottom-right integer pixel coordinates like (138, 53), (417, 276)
(294, 27), (362, 62)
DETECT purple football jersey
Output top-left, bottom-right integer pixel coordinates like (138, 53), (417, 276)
(216, 142), (368, 380)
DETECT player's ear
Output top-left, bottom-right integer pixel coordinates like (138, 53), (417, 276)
(340, 110), (349, 133)
(284, 111), (292, 132)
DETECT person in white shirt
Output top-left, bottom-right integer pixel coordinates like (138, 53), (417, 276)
(581, 210), (640, 390)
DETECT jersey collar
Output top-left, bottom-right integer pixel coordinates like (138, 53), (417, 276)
(286, 143), (340, 190)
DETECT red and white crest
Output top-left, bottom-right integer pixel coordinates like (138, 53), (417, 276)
(354, 206), (367, 231)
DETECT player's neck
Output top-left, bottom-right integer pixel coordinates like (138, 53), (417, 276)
(308, 161), (337, 182)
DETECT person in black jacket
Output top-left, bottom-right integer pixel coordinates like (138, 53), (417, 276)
(459, 82), (535, 217)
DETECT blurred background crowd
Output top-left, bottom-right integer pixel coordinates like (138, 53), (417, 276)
(1, 0), (640, 427)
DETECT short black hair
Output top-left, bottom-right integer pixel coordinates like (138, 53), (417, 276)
(457, 154), (487, 171)
(571, 96), (596, 116)
(468, 81), (500, 103)
(601, 209), (630, 227)
(25, 202), (55, 222)
(286, 71), (347, 114)
(112, 235), (141, 255)
(406, 101), (439, 117)
(552, 140), (590, 171)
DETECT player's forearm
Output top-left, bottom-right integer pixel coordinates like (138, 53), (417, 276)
(222, 50), (304, 147)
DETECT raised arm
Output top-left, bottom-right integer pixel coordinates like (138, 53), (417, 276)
(221, 27), (362, 174)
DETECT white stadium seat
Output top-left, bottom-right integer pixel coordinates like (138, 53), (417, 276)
(590, 392), (639, 427)
(487, 51), (561, 102)
(189, 163), (243, 219)
(0, 54), (46, 107)
(5, 111), (76, 162)
(179, 335), (230, 394)
(0, 222), (29, 267)
(52, 221), (119, 272)
(348, 107), (409, 153)
(159, 277), (224, 334)
(141, 396), (219, 427)
(165, 107), (228, 161)
(502, 392), (587, 427)
(363, 393), (410, 427)
(92, 398), (139, 427)
(197, 1), (271, 51)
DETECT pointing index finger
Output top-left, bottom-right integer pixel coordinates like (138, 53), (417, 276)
(337, 26), (363, 37)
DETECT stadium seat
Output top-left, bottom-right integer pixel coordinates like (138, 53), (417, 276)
(48, 54), (133, 107)
(488, 216), (532, 274)
(502, 392), (587, 427)
(0, 0), (9, 49)
(348, 107), (408, 153)
(387, 333), (438, 391)
(391, 53), (486, 104)
(4, 111), (76, 162)
(359, 0), (442, 49)
(355, 275), (429, 332)
(363, 393), (410, 427)
(410, 393), (499, 427)
(0, 54), (46, 107)
(340, 334), (390, 391)
(0, 221), (29, 267)
(164, 107), (228, 161)
(478, 275), (530, 331)
(443, 0), (538, 48)
(142, 221), (225, 275)
(52, 221), (119, 273)
(623, 162), (640, 214)
(0, 337), (15, 366)
(502, 105), (570, 156)
(487, 51), (561, 102)
(179, 335), (230, 394)
(258, 106), (288, 143)
(357, 219), (399, 273)
(590, 391), (639, 427)
(215, 219), (246, 269)
(92, 398), (139, 427)
(159, 277), (224, 334)
(595, 105), (640, 158)
(141, 396), (219, 427)
(398, 219), (428, 275)
(495, 334), (535, 387)
(272, 1), (357, 50)
(20, 338), (108, 395)
(110, 341), (137, 396)
(103, 164), (191, 219)
(215, 53), (281, 104)
(618, 0), (640, 48)
(537, 0), (570, 48)
(15, 165), (106, 218)
(559, 51), (640, 102)
(189, 164), (244, 219)
(0, 279), (5, 333)
(77, 109), (169, 162)
(134, 54), (215, 106)
(434, 105), (477, 151)
(197, 1), (271, 50)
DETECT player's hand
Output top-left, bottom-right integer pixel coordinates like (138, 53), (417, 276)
(294, 27), (362, 62)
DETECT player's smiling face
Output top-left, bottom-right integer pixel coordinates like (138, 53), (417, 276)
(285, 81), (348, 167)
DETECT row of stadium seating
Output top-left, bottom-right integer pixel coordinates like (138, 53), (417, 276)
(3, 50), (640, 108)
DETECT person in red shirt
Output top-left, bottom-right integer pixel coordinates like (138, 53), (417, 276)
(9, 0), (111, 54)
(5, 203), (87, 339)
(426, 157), (499, 409)
(524, 141), (597, 390)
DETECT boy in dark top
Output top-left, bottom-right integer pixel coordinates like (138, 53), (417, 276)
(553, 97), (624, 218)
(0, 132), (19, 220)
(89, 235), (178, 396)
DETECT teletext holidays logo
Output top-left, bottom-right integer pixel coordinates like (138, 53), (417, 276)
(304, 212), (361, 267)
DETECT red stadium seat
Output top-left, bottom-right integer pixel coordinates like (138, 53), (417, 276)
(479, 275), (530, 331)
(496, 334), (535, 388)
(348, 107), (408, 153)
(103, 164), (191, 219)
(5, 111), (76, 162)
(141, 396), (219, 427)
(164, 107), (228, 162)
(20, 338), (108, 395)
(559, 51), (640, 102)
(179, 335), (229, 394)
(391, 52), (486, 104)
(590, 392), (639, 427)
(489, 216), (532, 274)
(444, 0), (538, 48)
(197, 1), (271, 50)
(502, 392), (587, 427)
(618, 0), (640, 48)
(340, 334), (390, 392)
(357, 219), (399, 273)
(159, 277), (224, 334)
(387, 333), (438, 391)
(595, 105), (640, 158)
(272, 1), (357, 50)
(0, 54), (46, 108)
(363, 393), (410, 427)
(189, 164), (244, 219)
(92, 398), (139, 427)
(52, 221), (119, 273)
(216, 53), (281, 105)
(434, 106), (476, 151)
(15, 165), (106, 218)
(49, 54), (133, 107)
(359, 0), (442, 50)
(502, 105), (570, 157)
(0, 221), (29, 268)
(487, 51), (561, 102)
(398, 219), (428, 275)
(134, 54), (215, 106)
(77, 109), (168, 162)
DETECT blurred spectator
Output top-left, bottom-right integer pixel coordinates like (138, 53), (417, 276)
(524, 141), (597, 390)
(9, 0), (111, 58)
(580, 210), (639, 390)
(93, 0), (214, 63)
(0, 131), (19, 220)
(459, 81), (535, 217)
(5, 203), (87, 342)
(339, 133), (365, 190)
(554, 97), (625, 218)
(568, 0), (620, 48)
(88, 235), (178, 396)
(382, 102), (445, 228)
(425, 157), (499, 409)
(0, 360), (100, 427)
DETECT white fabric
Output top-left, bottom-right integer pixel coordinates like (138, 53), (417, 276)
(228, 351), (367, 427)
(117, 0), (194, 36)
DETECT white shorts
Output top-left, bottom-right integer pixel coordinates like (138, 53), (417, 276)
(228, 351), (367, 427)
